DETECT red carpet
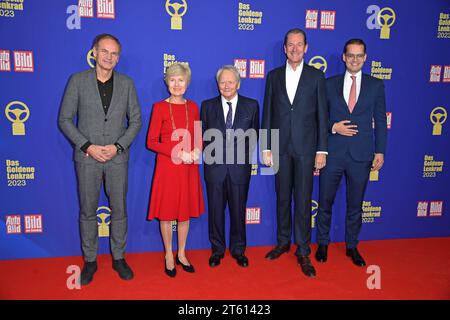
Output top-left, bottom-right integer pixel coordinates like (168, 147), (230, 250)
(1, 237), (449, 300)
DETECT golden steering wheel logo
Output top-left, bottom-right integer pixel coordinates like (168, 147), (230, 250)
(430, 107), (447, 136)
(166, 0), (187, 30)
(87, 49), (96, 68)
(308, 56), (327, 73)
(5, 101), (30, 136)
(97, 206), (111, 237)
(377, 7), (396, 39)
(311, 200), (319, 228)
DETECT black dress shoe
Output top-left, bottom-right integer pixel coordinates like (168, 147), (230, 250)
(176, 254), (195, 273)
(346, 248), (366, 267)
(232, 254), (249, 267)
(297, 256), (316, 278)
(164, 263), (176, 278)
(208, 253), (224, 267)
(265, 245), (290, 260)
(315, 245), (328, 263)
(112, 258), (134, 280)
(80, 261), (97, 286)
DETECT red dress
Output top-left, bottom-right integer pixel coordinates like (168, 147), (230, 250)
(147, 100), (204, 221)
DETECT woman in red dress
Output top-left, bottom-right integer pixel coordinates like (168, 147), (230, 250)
(147, 63), (204, 277)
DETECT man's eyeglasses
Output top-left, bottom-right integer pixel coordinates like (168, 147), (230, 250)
(345, 53), (365, 60)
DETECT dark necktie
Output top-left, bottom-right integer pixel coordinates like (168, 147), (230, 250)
(226, 101), (233, 129)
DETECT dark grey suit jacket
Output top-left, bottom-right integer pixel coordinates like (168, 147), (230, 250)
(59, 69), (142, 164)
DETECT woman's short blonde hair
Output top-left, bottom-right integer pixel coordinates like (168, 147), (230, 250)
(165, 62), (191, 86)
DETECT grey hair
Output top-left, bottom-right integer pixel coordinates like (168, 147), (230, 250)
(216, 65), (240, 84)
(165, 62), (191, 86)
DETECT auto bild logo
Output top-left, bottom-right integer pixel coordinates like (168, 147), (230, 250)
(78, 0), (94, 17)
(78, 0), (114, 18)
(5, 215), (21, 234)
(234, 58), (265, 79)
(67, 0), (115, 30)
(305, 9), (336, 30)
(0, 50), (11, 71)
(417, 201), (443, 217)
(234, 59), (247, 78)
(429, 65), (450, 83)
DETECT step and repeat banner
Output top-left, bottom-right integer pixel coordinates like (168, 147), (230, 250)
(1, 0), (449, 259)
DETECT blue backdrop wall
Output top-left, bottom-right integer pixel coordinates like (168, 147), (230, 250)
(1, 0), (449, 260)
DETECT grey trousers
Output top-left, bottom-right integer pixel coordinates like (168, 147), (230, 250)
(75, 161), (128, 262)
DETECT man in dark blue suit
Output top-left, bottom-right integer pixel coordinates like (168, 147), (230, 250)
(315, 39), (387, 267)
(262, 28), (328, 278)
(201, 65), (260, 268)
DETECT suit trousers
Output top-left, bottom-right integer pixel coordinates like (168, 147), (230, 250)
(75, 161), (128, 262)
(206, 172), (249, 256)
(316, 152), (371, 248)
(275, 143), (315, 256)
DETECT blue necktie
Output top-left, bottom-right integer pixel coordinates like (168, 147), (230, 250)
(226, 101), (233, 129)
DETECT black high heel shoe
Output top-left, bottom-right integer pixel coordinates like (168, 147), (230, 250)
(164, 260), (176, 278)
(176, 254), (195, 273)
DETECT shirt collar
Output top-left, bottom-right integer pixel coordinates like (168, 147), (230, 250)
(345, 70), (362, 80)
(221, 94), (238, 106)
(286, 59), (304, 72)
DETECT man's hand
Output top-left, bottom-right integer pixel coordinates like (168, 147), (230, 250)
(371, 153), (384, 171)
(263, 150), (273, 167)
(86, 145), (109, 163)
(315, 153), (327, 170)
(333, 120), (358, 136)
(102, 144), (118, 161)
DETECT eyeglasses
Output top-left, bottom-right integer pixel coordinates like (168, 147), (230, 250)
(345, 53), (365, 60)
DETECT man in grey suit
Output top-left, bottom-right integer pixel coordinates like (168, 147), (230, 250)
(59, 34), (142, 285)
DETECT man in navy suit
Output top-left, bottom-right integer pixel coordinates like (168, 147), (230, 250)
(262, 28), (328, 278)
(201, 65), (260, 268)
(315, 39), (387, 266)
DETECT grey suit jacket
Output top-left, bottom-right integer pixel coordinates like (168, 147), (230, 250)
(59, 69), (142, 164)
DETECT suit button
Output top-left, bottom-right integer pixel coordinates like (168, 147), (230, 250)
(104, 118), (107, 122)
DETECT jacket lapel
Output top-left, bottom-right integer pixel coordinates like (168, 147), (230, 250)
(353, 74), (367, 113)
(106, 71), (122, 117)
(232, 95), (245, 130)
(292, 63), (309, 107)
(214, 96), (226, 134)
(89, 69), (105, 116)
(337, 74), (348, 112)
(278, 67), (291, 106)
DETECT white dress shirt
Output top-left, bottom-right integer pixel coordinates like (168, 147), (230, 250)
(221, 94), (238, 126)
(343, 70), (362, 106)
(286, 60), (303, 104)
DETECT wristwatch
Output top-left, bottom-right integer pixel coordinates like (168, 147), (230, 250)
(114, 142), (124, 154)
